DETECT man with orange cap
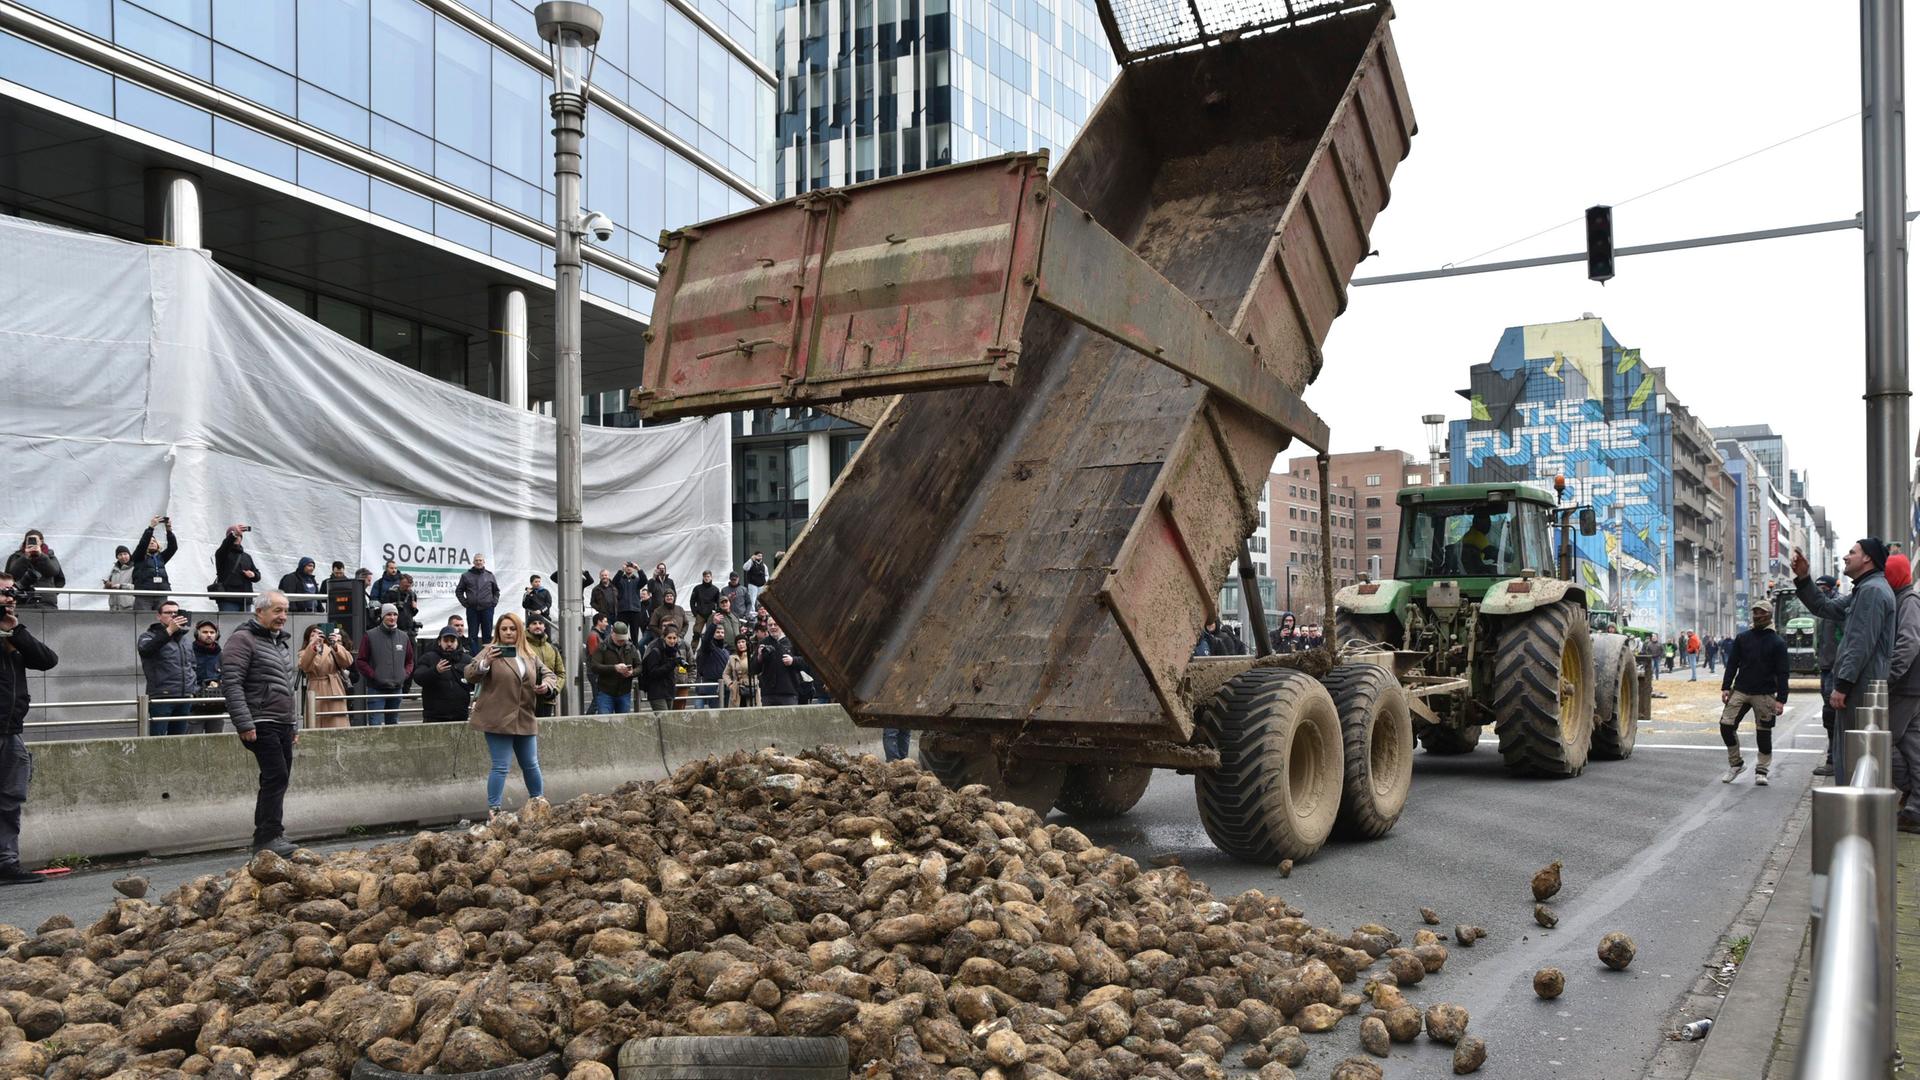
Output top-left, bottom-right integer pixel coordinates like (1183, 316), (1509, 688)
(1887, 553), (1920, 829)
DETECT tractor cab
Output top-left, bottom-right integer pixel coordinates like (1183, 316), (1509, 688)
(1391, 484), (1560, 597)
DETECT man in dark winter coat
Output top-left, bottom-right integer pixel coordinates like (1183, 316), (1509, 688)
(278, 557), (323, 614)
(130, 517), (178, 611)
(0, 572), (57, 883)
(589, 622), (643, 714)
(613, 562), (648, 636)
(523, 574), (554, 625)
(688, 571), (722, 625)
(137, 601), (198, 735)
(354, 604), (415, 726)
(1719, 602), (1792, 786)
(454, 554), (501, 654)
(416, 627), (471, 723)
(649, 562), (677, 606)
(369, 559), (402, 604)
(591, 569), (618, 624)
(212, 525), (260, 612)
(220, 591), (298, 857)
(5, 531), (64, 609)
(752, 617), (803, 706)
(641, 626), (683, 712)
(1796, 541), (1898, 784)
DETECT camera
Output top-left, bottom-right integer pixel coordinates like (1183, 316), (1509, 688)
(581, 210), (615, 243)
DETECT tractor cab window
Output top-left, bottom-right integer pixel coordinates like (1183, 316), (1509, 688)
(1396, 503), (1522, 578)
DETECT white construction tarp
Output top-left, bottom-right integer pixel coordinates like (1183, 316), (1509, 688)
(0, 215), (730, 624)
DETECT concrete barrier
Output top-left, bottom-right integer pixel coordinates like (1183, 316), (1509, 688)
(18, 704), (879, 864)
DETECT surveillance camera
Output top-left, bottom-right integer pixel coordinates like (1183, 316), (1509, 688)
(581, 210), (615, 243)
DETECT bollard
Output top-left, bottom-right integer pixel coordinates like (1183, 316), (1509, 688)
(1845, 728), (1893, 792)
(1810, 784), (1898, 1051)
(134, 693), (150, 737)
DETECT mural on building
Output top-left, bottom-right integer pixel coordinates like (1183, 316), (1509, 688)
(1448, 320), (1674, 628)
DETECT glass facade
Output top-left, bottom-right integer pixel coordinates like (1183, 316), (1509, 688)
(769, 0), (1115, 196)
(2, 0), (772, 320)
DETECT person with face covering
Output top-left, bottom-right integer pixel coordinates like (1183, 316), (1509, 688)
(465, 613), (557, 819)
(1718, 602), (1792, 785)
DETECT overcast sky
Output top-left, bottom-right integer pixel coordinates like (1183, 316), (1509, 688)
(1309, 2), (1896, 550)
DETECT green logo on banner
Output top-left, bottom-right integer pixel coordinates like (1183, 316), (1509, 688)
(416, 509), (443, 543)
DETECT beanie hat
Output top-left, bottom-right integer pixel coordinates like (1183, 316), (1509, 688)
(380, 603), (398, 616)
(611, 621), (631, 636)
(114, 545), (130, 557)
(1860, 537), (1892, 573)
(1888, 553), (1913, 591)
(1816, 574), (1838, 587)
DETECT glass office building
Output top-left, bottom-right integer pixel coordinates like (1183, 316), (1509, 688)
(769, 0), (1113, 194)
(0, 0), (771, 406)
(733, 0), (1114, 563)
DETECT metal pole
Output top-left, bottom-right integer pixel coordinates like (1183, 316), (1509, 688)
(1236, 541), (1272, 658)
(1863, 0), (1912, 542)
(1808, 784), (1899, 1066)
(1796, 833), (1892, 1080)
(551, 88), (587, 717)
(1317, 454), (1337, 648)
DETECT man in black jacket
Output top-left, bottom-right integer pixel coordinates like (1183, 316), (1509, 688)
(0, 572), (57, 884)
(416, 627), (471, 723)
(212, 525), (260, 612)
(753, 617), (803, 706)
(1720, 602), (1793, 786)
(641, 627), (682, 712)
(131, 517), (177, 611)
(688, 571), (721, 625)
(278, 557), (323, 614)
(523, 574), (554, 625)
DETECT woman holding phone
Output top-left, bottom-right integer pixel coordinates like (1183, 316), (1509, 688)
(465, 612), (557, 819)
(298, 624), (354, 728)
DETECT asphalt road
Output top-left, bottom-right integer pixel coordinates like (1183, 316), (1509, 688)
(0, 679), (1819, 1080)
(1070, 683), (1823, 1080)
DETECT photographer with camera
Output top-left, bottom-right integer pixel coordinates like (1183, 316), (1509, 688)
(212, 525), (260, 612)
(137, 601), (197, 735)
(5, 531), (64, 609)
(298, 623), (353, 728)
(751, 616), (802, 707)
(130, 517), (178, 612)
(523, 574), (554, 626)
(0, 570), (57, 884)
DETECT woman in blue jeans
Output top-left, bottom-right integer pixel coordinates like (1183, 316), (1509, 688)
(464, 613), (559, 820)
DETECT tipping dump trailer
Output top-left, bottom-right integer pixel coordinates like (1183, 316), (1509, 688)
(636, 0), (1415, 862)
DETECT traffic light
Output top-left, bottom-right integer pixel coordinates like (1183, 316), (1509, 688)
(1586, 205), (1614, 283)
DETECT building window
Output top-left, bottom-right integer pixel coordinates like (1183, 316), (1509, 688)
(1289, 507), (1298, 519)
(1367, 537), (1383, 550)
(1289, 484), (1297, 497)
(1258, 510), (1267, 527)
(1365, 475), (1381, 486)
(1407, 473), (1422, 485)
(1366, 497), (1382, 508)
(1366, 517), (1382, 529)
(1290, 529), (1299, 541)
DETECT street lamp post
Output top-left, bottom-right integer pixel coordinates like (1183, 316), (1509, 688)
(1421, 413), (1446, 482)
(536, 1), (602, 716)
(1657, 523), (1670, 639)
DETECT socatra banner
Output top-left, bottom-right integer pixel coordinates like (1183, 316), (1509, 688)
(360, 498), (494, 625)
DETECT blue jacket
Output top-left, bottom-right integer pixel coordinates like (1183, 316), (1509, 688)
(1799, 571), (1897, 697)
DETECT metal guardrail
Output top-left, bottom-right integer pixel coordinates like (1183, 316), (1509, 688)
(1796, 678), (1896, 1080)
(21, 694), (231, 732)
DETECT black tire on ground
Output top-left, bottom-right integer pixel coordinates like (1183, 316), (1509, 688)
(1322, 663), (1414, 840)
(1589, 633), (1641, 761)
(351, 1052), (561, 1080)
(1054, 764), (1154, 819)
(917, 739), (1064, 817)
(1418, 724), (1483, 755)
(1334, 610), (1400, 649)
(619, 1036), (849, 1080)
(1492, 602), (1596, 778)
(1193, 666), (1344, 863)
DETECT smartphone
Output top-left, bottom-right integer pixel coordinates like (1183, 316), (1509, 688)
(495, 644), (518, 660)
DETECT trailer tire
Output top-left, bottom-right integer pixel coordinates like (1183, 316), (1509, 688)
(917, 740), (1064, 817)
(1193, 667), (1343, 863)
(1589, 634), (1641, 761)
(1335, 611), (1400, 650)
(1054, 764), (1154, 819)
(618, 1036), (848, 1080)
(1323, 664), (1413, 840)
(1418, 725), (1483, 755)
(1493, 602), (1595, 778)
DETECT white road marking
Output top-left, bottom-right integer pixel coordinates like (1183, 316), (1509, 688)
(1474, 738), (1821, 754)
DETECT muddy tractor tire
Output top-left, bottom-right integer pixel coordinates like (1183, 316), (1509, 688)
(1589, 633), (1642, 761)
(1323, 664), (1415, 840)
(1492, 602), (1596, 778)
(918, 739), (1064, 816)
(1418, 724), (1483, 755)
(1334, 610), (1400, 650)
(1194, 667), (1344, 863)
(1054, 764), (1155, 819)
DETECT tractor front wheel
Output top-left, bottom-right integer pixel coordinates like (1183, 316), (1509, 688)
(1492, 602), (1596, 778)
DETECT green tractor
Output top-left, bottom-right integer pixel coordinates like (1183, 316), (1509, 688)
(1331, 482), (1645, 777)
(1772, 587), (1820, 675)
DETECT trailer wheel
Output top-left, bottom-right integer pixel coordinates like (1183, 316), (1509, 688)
(1054, 764), (1154, 819)
(1323, 664), (1413, 840)
(1193, 667), (1343, 863)
(1492, 602), (1595, 778)
(1589, 634), (1641, 761)
(1418, 725), (1483, 755)
(1334, 611), (1400, 650)
(917, 740), (1063, 817)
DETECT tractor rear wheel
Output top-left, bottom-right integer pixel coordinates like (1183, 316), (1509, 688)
(1323, 664), (1414, 840)
(1418, 725), (1483, 755)
(1492, 602), (1596, 778)
(918, 740), (1064, 817)
(1054, 764), (1155, 819)
(1194, 667), (1343, 863)
(1334, 610), (1400, 649)
(1589, 634), (1641, 761)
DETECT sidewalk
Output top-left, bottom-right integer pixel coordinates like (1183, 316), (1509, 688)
(1688, 792), (1920, 1079)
